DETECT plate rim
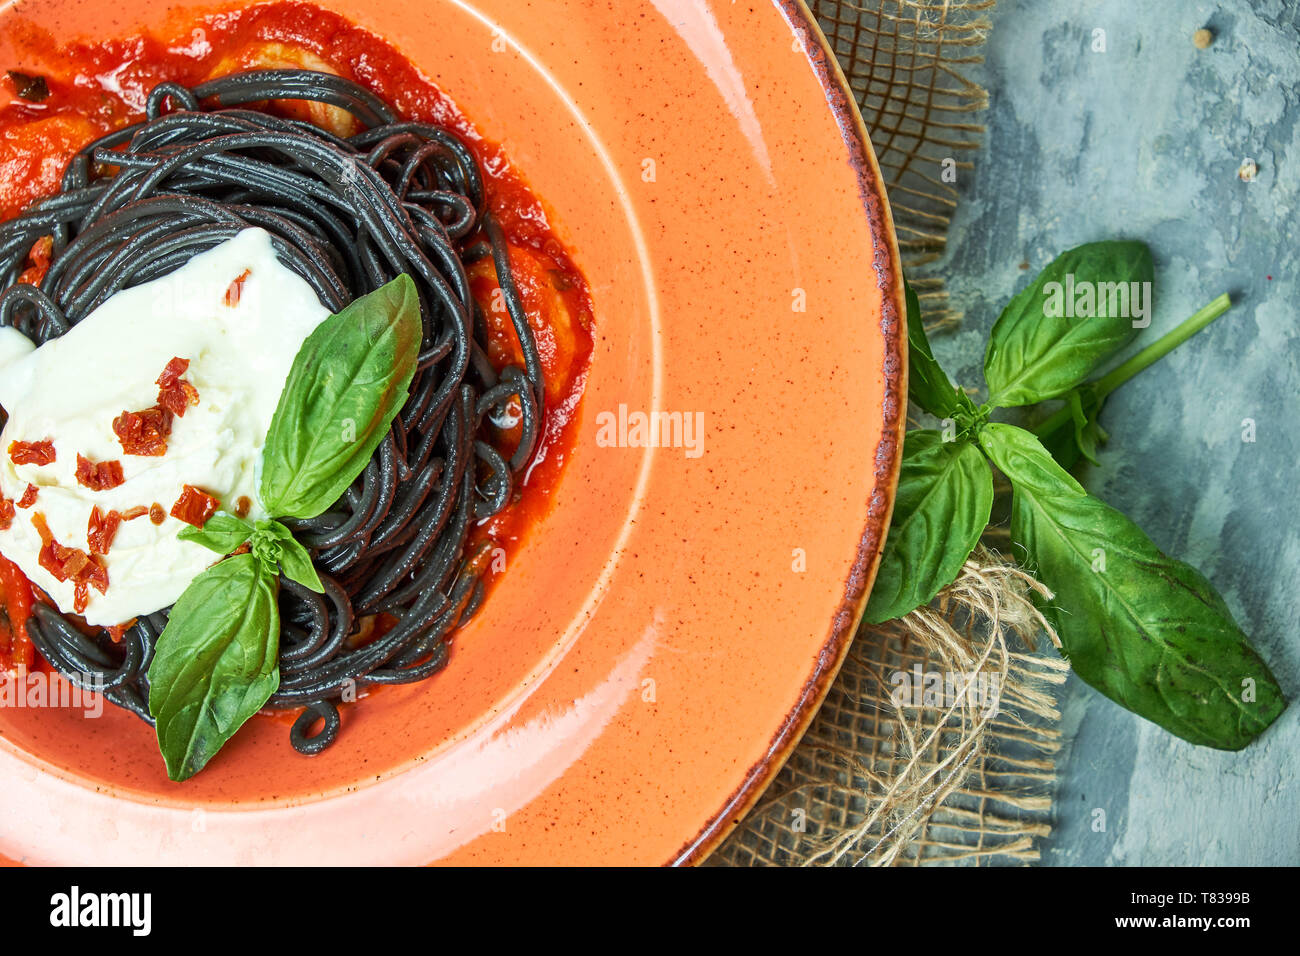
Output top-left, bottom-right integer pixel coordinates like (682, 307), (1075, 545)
(670, 0), (908, 866)
(0, 0), (908, 865)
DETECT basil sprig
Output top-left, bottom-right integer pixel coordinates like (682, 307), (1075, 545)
(874, 248), (1286, 750)
(148, 276), (422, 780)
(181, 514), (324, 594)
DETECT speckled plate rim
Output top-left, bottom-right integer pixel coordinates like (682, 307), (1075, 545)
(671, 0), (908, 865)
(642, 0), (899, 868)
(0, 0), (908, 866)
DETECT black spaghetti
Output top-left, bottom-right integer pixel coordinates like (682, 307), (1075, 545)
(0, 70), (544, 755)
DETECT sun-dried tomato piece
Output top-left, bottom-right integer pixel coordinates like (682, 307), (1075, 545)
(156, 356), (189, 387)
(113, 358), (199, 454)
(156, 356), (199, 418)
(224, 268), (251, 307)
(30, 511), (53, 546)
(75, 454), (125, 491)
(69, 555), (107, 614)
(87, 506), (122, 556)
(17, 235), (52, 286)
(61, 548), (89, 580)
(8, 439), (55, 466)
(16, 484), (37, 508)
(148, 503), (165, 525)
(31, 511), (109, 608)
(85, 554), (108, 594)
(119, 505), (148, 521)
(37, 536), (71, 581)
(0, 494), (13, 530)
(113, 406), (172, 457)
(170, 485), (219, 528)
(105, 618), (137, 644)
(157, 380), (199, 417)
(37, 545), (62, 579)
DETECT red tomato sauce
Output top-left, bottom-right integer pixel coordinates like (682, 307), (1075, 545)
(0, 1), (594, 671)
(0, 555), (34, 673)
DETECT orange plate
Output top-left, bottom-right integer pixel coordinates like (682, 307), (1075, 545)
(0, 0), (903, 865)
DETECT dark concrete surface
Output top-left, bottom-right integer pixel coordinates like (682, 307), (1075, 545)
(927, 0), (1299, 865)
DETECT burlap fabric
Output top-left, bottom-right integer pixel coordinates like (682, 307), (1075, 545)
(711, 0), (1070, 867)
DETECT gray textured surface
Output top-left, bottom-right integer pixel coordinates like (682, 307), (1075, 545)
(927, 0), (1300, 865)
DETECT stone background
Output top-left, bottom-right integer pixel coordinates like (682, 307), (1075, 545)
(926, 0), (1299, 864)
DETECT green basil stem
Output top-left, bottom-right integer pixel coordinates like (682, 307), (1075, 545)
(1032, 292), (1232, 440)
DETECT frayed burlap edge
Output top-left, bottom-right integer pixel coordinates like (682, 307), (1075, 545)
(708, 547), (1068, 866)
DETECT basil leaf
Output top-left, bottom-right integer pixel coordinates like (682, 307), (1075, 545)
(270, 527), (324, 594)
(247, 518), (292, 569)
(260, 274), (421, 519)
(1033, 385), (1111, 471)
(1064, 389), (1102, 466)
(864, 430), (994, 624)
(984, 241), (1153, 407)
(228, 519), (326, 594)
(904, 281), (964, 418)
(177, 511), (255, 555)
(980, 423), (1286, 749)
(147, 553), (280, 781)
